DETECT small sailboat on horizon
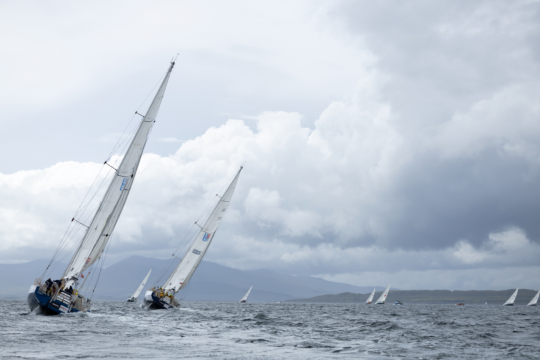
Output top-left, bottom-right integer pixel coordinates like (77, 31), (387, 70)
(144, 167), (243, 309)
(503, 288), (519, 306)
(27, 61), (175, 315)
(239, 286), (252, 303)
(127, 268), (152, 302)
(376, 283), (391, 305)
(365, 288), (376, 304)
(527, 290), (539, 306)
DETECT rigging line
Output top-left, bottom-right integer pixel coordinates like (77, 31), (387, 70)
(105, 69), (167, 162)
(88, 234), (114, 300)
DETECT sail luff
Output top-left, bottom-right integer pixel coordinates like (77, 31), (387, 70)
(503, 288), (519, 305)
(527, 290), (539, 306)
(132, 269), (153, 299)
(63, 62), (175, 284)
(163, 167), (243, 292)
(240, 286), (252, 302)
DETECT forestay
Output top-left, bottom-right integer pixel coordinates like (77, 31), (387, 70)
(376, 283), (391, 304)
(132, 269), (153, 299)
(63, 62), (175, 286)
(240, 286), (252, 302)
(503, 288), (519, 305)
(163, 167), (243, 292)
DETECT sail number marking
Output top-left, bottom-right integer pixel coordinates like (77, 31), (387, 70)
(192, 249), (201, 255)
(119, 178), (128, 191)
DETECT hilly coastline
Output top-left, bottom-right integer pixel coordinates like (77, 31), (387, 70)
(287, 289), (539, 305)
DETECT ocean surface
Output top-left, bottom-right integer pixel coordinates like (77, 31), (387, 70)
(1, 300), (538, 359)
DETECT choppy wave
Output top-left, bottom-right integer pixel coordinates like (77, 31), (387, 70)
(0, 300), (538, 359)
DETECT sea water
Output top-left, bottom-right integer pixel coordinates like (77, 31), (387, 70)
(1, 300), (538, 359)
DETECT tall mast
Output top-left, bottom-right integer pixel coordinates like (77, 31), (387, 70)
(63, 62), (175, 287)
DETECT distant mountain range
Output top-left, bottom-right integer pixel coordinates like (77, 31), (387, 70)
(0, 256), (382, 301)
(287, 289), (539, 305)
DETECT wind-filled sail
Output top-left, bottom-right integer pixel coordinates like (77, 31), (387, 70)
(63, 63), (175, 286)
(376, 283), (391, 304)
(503, 288), (519, 306)
(240, 286), (252, 302)
(365, 288), (376, 304)
(163, 167), (243, 293)
(131, 269), (152, 299)
(527, 290), (539, 306)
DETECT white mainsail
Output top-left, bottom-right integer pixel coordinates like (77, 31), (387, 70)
(162, 167), (243, 293)
(131, 269), (152, 299)
(527, 290), (539, 306)
(376, 283), (391, 304)
(63, 62), (175, 287)
(365, 288), (376, 304)
(503, 288), (519, 306)
(240, 286), (252, 302)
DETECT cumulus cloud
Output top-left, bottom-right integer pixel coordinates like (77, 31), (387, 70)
(1, 0), (539, 290)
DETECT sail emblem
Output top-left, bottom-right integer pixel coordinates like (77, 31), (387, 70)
(120, 178), (128, 191)
(192, 249), (201, 255)
(202, 233), (212, 242)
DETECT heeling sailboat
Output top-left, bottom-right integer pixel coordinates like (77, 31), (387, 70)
(365, 288), (376, 304)
(240, 286), (252, 303)
(27, 61), (175, 315)
(375, 283), (391, 304)
(127, 268), (152, 302)
(144, 167), (243, 309)
(527, 290), (539, 306)
(503, 288), (518, 306)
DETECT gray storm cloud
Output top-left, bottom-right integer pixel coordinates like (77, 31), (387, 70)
(1, 0), (539, 289)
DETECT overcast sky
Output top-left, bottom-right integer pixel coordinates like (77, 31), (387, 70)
(1, 0), (539, 291)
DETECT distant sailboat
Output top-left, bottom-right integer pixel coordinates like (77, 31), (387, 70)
(365, 288), (376, 304)
(527, 290), (539, 306)
(27, 61), (175, 315)
(376, 283), (391, 304)
(503, 288), (519, 306)
(239, 286), (252, 303)
(144, 167), (243, 309)
(127, 269), (152, 302)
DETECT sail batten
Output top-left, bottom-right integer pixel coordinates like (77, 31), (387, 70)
(63, 62), (175, 285)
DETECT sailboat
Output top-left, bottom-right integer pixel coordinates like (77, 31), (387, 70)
(527, 290), (539, 306)
(144, 167), (243, 309)
(365, 288), (376, 304)
(375, 283), (391, 304)
(503, 288), (518, 306)
(27, 61), (175, 315)
(127, 268), (152, 302)
(239, 286), (252, 303)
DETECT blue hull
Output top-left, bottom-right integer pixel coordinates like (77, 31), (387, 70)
(32, 286), (80, 315)
(144, 291), (174, 309)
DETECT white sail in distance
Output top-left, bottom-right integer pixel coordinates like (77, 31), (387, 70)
(163, 167), (243, 293)
(131, 269), (152, 299)
(376, 283), (391, 304)
(63, 62), (175, 286)
(527, 290), (539, 306)
(365, 288), (376, 304)
(503, 288), (519, 306)
(240, 286), (252, 302)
